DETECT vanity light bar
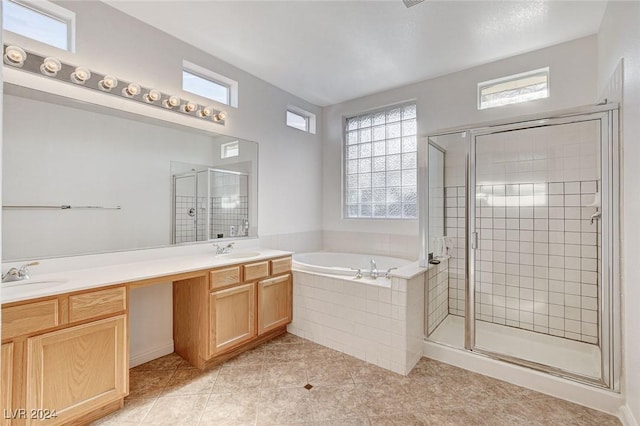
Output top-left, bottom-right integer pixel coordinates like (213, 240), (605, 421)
(2, 44), (226, 125)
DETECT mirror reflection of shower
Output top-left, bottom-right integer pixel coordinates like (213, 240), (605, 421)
(172, 168), (249, 243)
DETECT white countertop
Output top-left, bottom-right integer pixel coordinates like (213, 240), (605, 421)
(1, 248), (291, 304)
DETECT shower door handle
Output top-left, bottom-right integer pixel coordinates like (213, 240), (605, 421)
(471, 232), (479, 250)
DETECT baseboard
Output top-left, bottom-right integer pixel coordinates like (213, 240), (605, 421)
(129, 341), (174, 368)
(619, 405), (639, 426)
(424, 340), (624, 416)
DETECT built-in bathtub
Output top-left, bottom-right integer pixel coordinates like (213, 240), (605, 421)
(293, 251), (411, 278)
(289, 251), (426, 375)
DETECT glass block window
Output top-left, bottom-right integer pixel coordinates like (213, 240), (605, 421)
(344, 103), (418, 219)
(3, 0), (75, 51)
(478, 67), (549, 110)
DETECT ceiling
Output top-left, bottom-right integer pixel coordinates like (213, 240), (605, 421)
(104, 1), (608, 107)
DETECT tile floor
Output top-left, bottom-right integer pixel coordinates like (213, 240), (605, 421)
(92, 333), (620, 425)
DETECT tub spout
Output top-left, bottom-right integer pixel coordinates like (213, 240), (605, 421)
(370, 259), (378, 279)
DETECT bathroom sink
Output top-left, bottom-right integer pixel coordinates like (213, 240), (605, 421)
(2, 279), (68, 288)
(218, 251), (262, 260)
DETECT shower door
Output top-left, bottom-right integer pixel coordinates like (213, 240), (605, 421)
(468, 108), (619, 388)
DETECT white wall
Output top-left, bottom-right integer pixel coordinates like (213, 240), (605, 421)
(322, 36), (598, 260)
(2, 0), (323, 363)
(3, 0), (323, 250)
(597, 2), (640, 424)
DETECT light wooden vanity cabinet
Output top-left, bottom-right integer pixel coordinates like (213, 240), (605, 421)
(209, 282), (256, 356)
(1, 285), (128, 426)
(174, 255), (293, 368)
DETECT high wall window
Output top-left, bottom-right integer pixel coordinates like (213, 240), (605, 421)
(2, 0), (75, 51)
(182, 60), (239, 107)
(478, 67), (549, 110)
(344, 103), (417, 219)
(286, 105), (316, 134)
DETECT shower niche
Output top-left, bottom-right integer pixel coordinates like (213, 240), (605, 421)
(422, 105), (620, 390)
(172, 168), (250, 243)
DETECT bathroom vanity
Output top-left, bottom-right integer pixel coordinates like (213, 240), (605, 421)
(0, 250), (292, 425)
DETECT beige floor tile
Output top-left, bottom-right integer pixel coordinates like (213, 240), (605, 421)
(199, 390), (261, 425)
(141, 394), (209, 425)
(132, 352), (185, 371)
(161, 367), (219, 397)
(307, 361), (354, 386)
(310, 384), (367, 421)
(264, 332), (308, 346)
(127, 369), (176, 399)
(348, 362), (408, 386)
(212, 364), (264, 393)
(256, 387), (315, 425)
(369, 412), (429, 426)
(264, 344), (308, 364)
(225, 346), (266, 366)
(355, 382), (417, 417)
(90, 398), (155, 425)
(262, 361), (308, 388)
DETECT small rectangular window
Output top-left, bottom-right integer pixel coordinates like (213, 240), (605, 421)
(221, 141), (239, 159)
(182, 60), (238, 107)
(286, 110), (308, 132)
(478, 67), (549, 110)
(286, 105), (316, 134)
(2, 0), (75, 51)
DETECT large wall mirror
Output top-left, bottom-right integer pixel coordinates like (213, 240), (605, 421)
(2, 84), (258, 261)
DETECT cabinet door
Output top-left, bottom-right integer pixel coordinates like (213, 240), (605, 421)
(258, 274), (292, 335)
(209, 283), (256, 356)
(25, 315), (127, 426)
(1, 343), (13, 426)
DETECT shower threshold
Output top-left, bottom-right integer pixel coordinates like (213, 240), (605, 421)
(428, 315), (601, 379)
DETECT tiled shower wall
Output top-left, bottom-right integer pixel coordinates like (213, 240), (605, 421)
(426, 258), (449, 335)
(434, 120), (601, 345)
(445, 181), (600, 344)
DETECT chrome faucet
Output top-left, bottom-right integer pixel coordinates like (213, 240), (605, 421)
(350, 268), (363, 279)
(369, 259), (378, 279)
(385, 267), (398, 279)
(213, 242), (235, 255)
(2, 261), (39, 283)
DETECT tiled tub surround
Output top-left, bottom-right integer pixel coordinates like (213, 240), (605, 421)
(91, 335), (620, 426)
(445, 180), (600, 344)
(426, 257), (449, 335)
(289, 269), (425, 375)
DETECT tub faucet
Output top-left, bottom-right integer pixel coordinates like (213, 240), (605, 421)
(2, 261), (39, 283)
(369, 259), (378, 279)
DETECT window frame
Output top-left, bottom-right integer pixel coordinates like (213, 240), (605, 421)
(182, 60), (239, 108)
(342, 101), (418, 220)
(477, 67), (550, 110)
(286, 105), (316, 134)
(2, 0), (76, 52)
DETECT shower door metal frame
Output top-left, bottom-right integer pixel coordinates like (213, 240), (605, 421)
(466, 105), (620, 390)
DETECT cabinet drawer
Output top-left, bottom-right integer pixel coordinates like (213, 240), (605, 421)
(2, 299), (59, 340)
(271, 257), (292, 275)
(69, 287), (126, 323)
(210, 266), (241, 290)
(243, 261), (269, 282)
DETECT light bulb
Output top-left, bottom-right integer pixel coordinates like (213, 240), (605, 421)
(181, 101), (197, 113)
(144, 89), (161, 103)
(122, 82), (141, 97)
(71, 67), (91, 84)
(4, 45), (26, 67)
(163, 95), (181, 109)
(40, 57), (62, 76)
(198, 106), (214, 117)
(99, 75), (118, 91)
(213, 111), (227, 122)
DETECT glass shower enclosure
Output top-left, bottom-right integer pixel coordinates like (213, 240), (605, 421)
(422, 105), (620, 389)
(172, 168), (249, 243)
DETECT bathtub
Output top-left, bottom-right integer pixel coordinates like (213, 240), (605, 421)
(292, 251), (412, 278)
(289, 251), (426, 375)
